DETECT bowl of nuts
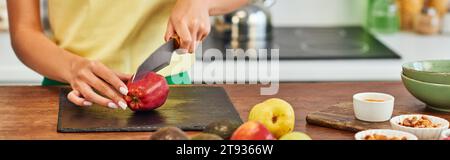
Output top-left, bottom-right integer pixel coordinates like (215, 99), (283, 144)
(390, 114), (449, 140)
(355, 129), (418, 140)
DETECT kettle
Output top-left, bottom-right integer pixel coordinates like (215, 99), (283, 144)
(213, 0), (275, 41)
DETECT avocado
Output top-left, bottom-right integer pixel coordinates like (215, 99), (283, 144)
(203, 120), (242, 140)
(191, 133), (223, 140)
(150, 127), (189, 140)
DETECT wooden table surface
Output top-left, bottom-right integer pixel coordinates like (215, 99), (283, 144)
(0, 82), (445, 140)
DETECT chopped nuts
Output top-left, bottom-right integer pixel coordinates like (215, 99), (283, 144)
(399, 116), (441, 128)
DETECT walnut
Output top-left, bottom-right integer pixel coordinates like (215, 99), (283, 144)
(399, 116), (441, 128)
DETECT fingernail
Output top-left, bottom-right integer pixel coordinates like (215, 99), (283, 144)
(107, 102), (118, 109)
(119, 87), (128, 95)
(83, 101), (93, 106)
(118, 101), (127, 110)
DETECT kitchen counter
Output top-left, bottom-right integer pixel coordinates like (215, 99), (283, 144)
(0, 82), (446, 140)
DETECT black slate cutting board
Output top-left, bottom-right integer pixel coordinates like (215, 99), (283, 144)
(57, 86), (242, 133)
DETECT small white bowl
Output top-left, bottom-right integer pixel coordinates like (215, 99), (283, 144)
(390, 114), (450, 140)
(355, 129), (418, 140)
(439, 129), (450, 140)
(353, 92), (395, 122)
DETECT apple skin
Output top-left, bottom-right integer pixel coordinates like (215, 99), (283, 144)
(230, 121), (276, 140)
(248, 98), (295, 138)
(125, 72), (169, 112)
(279, 132), (312, 140)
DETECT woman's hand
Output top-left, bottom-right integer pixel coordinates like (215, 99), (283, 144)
(165, 0), (211, 53)
(66, 57), (132, 110)
(7, 0), (131, 110)
(164, 0), (248, 53)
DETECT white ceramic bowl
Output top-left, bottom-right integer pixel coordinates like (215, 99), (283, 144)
(439, 129), (450, 140)
(390, 114), (450, 140)
(355, 129), (418, 140)
(353, 92), (395, 122)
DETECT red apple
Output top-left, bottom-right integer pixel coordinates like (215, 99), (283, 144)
(124, 72), (169, 111)
(443, 137), (450, 140)
(230, 121), (275, 140)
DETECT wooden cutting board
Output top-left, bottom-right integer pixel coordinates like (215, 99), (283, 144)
(306, 102), (413, 132)
(57, 86), (242, 133)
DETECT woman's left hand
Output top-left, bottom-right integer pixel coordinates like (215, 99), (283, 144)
(165, 0), (211, 53)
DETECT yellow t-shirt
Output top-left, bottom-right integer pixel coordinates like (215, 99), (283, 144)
(48, 0), (194, 76)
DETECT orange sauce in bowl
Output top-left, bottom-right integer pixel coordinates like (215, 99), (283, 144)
(365, 99), (385, 102)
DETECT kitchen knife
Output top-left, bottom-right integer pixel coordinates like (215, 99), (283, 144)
(132, 37), (180, 82)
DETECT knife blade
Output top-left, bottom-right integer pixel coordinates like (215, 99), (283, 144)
(132, 38), (179, 82)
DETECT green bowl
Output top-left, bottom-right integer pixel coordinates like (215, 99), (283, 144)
(402, 74), (450, 112)
(402, 60), (450, 85)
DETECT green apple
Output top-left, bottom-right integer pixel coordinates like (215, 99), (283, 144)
(248, 98), (295, 138)
(279, 132), (312, 140)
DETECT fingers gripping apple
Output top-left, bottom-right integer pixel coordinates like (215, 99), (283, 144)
(125, 72), (169, 111)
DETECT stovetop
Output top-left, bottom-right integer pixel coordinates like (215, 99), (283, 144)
(198, 26), (401, 60)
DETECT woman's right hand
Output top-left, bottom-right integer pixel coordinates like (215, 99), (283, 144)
(66, 58), (132, 110)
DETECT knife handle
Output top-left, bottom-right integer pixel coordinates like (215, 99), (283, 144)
(171, 35), (181, 49)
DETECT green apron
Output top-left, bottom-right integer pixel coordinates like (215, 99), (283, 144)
(42, 71), (191, 86)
